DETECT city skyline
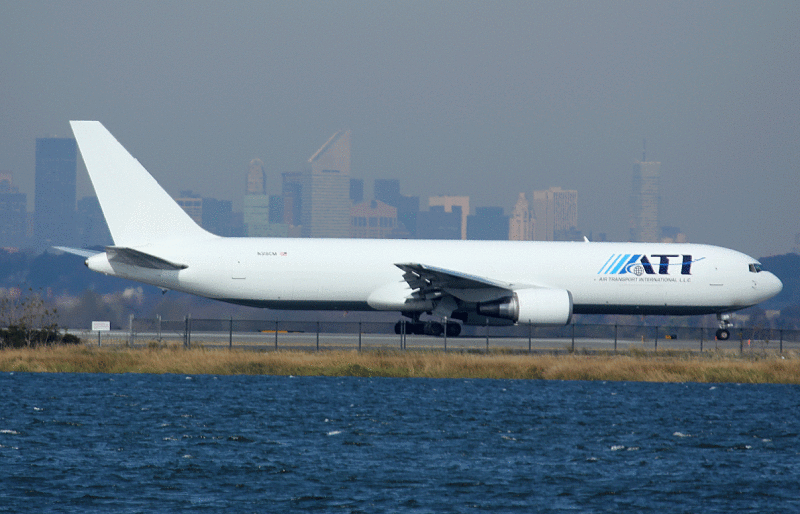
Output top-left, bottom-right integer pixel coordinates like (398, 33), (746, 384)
(0, 127), (784, 249)
(0, 124), (787, 250)
(1, 3), (797, 256)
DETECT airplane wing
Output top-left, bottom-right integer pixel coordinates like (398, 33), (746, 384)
(395, 263), (521, 304)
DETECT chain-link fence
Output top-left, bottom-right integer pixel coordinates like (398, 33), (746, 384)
(70, 317), (800, 354)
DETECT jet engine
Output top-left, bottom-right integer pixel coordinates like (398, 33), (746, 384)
(477, 288), (573, 325)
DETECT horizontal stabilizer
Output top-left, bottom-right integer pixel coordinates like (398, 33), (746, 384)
(54, 246), (102, 259)
(106, 247), (187, 270)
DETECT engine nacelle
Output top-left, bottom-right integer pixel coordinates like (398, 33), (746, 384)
(477, 288), (573, 325)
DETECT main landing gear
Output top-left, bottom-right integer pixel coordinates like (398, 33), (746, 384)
(394, 319), (461, 337)
(715, 313), (732, 341)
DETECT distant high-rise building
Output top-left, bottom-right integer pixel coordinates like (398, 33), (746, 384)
(281, 172), (303, 231)
(246, 159), (267, 195)
(176, 190), (203, 225)
(202, 197), (234, 236)
(509, 193), (533, 241)
(301, 131), (351, 238)
(243, 157), (288, 237)
(350, 200), (398, 239)
(0, 171), (27, 248)
(428, 196), (469, 240)
(77, 196), (112, 248)
(34, 137), (77, 250)
(243, 193), (270, 236)
(375, 178), (419, 237)
(416, 206), (461, 240)
(630, 161), (660, 242)
(659, 226), (686, 244)
(374, 179), (401, 205)
(467, 207), (509, 240)
(395, 195), (420, 238)
(350, 178), (364, 204)
(531, 187), (577, 241)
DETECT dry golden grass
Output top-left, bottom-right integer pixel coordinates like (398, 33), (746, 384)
(1, 344), (799, 383)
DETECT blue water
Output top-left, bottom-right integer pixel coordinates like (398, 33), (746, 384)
(1, 373), (799, 513)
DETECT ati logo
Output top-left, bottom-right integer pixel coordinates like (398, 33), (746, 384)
(598, 254), (701, 276)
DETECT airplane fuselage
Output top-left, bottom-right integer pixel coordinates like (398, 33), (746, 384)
(86, 236), (782, 317)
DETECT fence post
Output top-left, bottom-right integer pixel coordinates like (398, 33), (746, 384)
(443, 317), (448, 353)
(358, 322), (362, 352)
(157, 314), (162, 343)
(183, 315), (190, 349)
(485, 318), (490, 352)
(571, 323), (575, 352)
(614, 324), (618, 352)
(316, 321), (320, 351)
(229, 317), (233, 350)
(654, 326), (658, 351)
(700, 327), (704, 352)
(129, 314), (134, 348)
(780, 329), (783, 354)
(528, 323), (532, 354)
(275, 321), (278, 350)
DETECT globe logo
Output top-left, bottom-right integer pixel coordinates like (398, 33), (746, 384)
(631, 264), (645, 276)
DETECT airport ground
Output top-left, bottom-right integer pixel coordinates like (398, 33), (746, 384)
(71, 321), (800, 355)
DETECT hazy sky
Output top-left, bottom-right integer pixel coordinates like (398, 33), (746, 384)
(1, 1), (798, 257)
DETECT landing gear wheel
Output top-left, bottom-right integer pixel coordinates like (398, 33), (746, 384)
(445, 323), (461, 337)
(424, 321), (444, 337)
(715, 313), (732, 341)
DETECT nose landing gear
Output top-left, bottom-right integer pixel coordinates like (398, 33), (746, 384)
(715, 313), (732, 340)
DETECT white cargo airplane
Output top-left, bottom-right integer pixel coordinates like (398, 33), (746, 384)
(60, 121), (782, 340)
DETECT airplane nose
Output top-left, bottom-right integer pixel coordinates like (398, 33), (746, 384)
(762, 271), (783, 300)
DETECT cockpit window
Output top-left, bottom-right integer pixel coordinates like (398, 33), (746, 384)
(749, 263), (762, 273)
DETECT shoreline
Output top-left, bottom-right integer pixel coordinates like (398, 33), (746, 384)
(1, 345), (799, 384)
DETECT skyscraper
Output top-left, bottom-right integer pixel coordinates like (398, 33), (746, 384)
(0, 171), (27, 248)
(374, 179), (401, 205)
(350, 178), (364, 204)
(301, 131), (351, 238)
(416, 206), (461, 240)
(428, 196), (469, 240)
(467, 207), (509, 240)
(350, 200), (398, 239)
(246, 159), (267, 195)
(630, 161), (660, 242)
(77, 196), (112, 248)
(375, 178), (419, 237)
(531, 187), (577, 241)
(244, 158), (270, 236)
(281, 172), (302, 229)
(34, 137), (77, 250)
(176, 190), (203, 225)
(509, 193), (533, 241)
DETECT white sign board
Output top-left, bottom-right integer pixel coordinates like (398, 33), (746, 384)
(92, 321), (111, 332)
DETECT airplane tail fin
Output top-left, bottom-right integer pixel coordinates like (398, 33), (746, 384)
(70, 121), (213, 248)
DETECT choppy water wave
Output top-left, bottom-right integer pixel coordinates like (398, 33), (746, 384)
(1, 373), (799, 512)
